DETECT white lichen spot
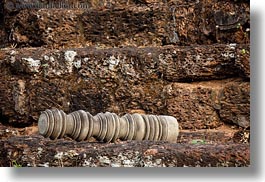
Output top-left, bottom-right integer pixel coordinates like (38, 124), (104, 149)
(83, 57), (89, 62)
(122, 159), (135, 167)
(82, 157), (93, 167)
(73, 59), (82, 69)
(38, 162), (49, 167)
(229, 43), (237, 49)
(44, 55), (49, 61)
(207, 57), (214, 61)
(110, 162), (121, 167)
(43, 55), (55, 64)
(156, 159), (162, 165)
(65, 51), (77, 62)
(195, 55), (200, 61)
(117, 153), (126, 160)
(107, 55), (120, 71)
(165, 85), (173, 95)
(82, 160), (91, 167)
(10, 56), (16, 64)
(54, 152), (64, 159)
(99, 156), (111, 165)
(66, 150), (79, 158)
(50, 56), (55, 62)
(47, 27), (53, 32)
(10, 50), (17, 56)
(22, 57), (41, 72)
(37, 147), (43, 155)
(221, 52), (235, 59)
(64, 50), (77, 73)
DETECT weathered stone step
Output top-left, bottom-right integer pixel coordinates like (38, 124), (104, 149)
(0, 77), (249, 129)
(1, 0), (249, 48)
(0, 45), (249, 128)
(178, 127), (250, 144)
(0, 135), (250, 167)
(2, 0), (188, 10)
(165, 79), (250, 129)
(0, 44), (250, 79)
(0, 71), (250, 130)
(0, 123), (249, 144)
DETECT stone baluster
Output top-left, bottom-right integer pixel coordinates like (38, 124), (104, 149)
(38, 108), (179, 143)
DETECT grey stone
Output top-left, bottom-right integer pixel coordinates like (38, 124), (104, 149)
(38, 109), (179, 143)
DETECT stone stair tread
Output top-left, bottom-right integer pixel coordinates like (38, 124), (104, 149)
(1, 0), (249, 48)
(0, 44), (250, 80)
(0, 135), (250, 167)
(178, 125), (249, 144)
(0, 44), (250, 129)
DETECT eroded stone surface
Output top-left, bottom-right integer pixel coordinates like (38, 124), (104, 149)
(0, 46), (249, 128)
(0, 135), (250, 167)
(164, 79), (250, 129)
(0, 0), (250, 168)
(1, 0), (250, 48)
(0, 45), (249, 79)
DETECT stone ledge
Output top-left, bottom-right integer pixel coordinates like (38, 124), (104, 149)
(0, 45), (250, 128)
(0, 135), (250, 167)
(164, 79), (250, 129)
(0, 77), (249, 129)
(0, 44), (250, 80)
(1, 0), (250, 48)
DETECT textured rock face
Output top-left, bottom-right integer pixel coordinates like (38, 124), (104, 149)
(0, 135), (250, 167)
(0, 45), (249, 128)
(164, 79), (250, 129)
(0, 44), (249, 79)
(1, 0), (249, 48)
(0, 0), (250, 167)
